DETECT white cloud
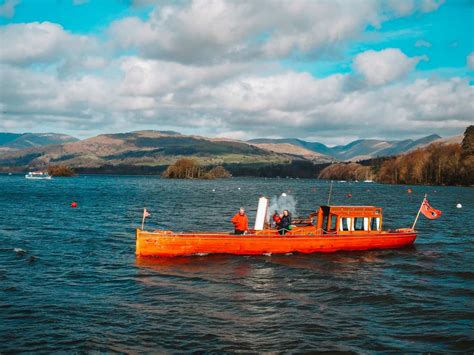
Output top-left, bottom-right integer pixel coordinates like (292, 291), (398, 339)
(131, 0), (156, 5)
(109, 0), (384, 63)
(468, 52), (474, 69)
(353, 48), (426, 85)
(109, 0), (445, 64)
(196, 72), (347, 113)
(0, 64), (113, 130)
(387, 0), (415, 16)
(420, 0), (444, 12)
(0, 22), (97, 67)
(207, 74), (471, 139)
(415, 39), (432, 47)
(0, 0), (20, 18)
(117, 57), (257, 97)
(0, 56), (471, 141)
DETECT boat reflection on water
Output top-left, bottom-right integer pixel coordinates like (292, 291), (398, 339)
(135, 255), (252, 281)
(134, 251), (409, 331)
(134, 247), (414, 290)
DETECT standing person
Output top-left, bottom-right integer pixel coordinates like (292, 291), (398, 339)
(279, 210), (292, 235)
(231, 207), (248, 235)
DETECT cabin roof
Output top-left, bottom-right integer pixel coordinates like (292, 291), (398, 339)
(320, 205), (382, 217)
(323, 205), (378, 208)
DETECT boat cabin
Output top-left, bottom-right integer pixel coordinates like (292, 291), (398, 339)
(315, 206), (382, 233)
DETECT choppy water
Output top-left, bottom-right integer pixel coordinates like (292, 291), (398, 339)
(0, 175), (473, 352)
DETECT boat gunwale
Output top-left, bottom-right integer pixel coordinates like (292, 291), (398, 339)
(137, 229), (417, 240)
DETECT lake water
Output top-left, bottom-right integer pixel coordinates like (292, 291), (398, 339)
(0, 175), (473, 352)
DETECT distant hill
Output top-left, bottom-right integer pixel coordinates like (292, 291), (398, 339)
(248, 138), (333, 156)
(248, 134), (441, 161)
(0, 132), (78, 150)
(0, 130), (299, 171)
(0, 133), (22, 145)
(423, 134), (463, 146)
(250, 142), (331, 162)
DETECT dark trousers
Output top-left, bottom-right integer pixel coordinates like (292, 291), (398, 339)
(234, 229), (245, 235)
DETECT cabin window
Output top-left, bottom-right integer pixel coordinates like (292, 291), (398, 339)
(371, 217), (381, 231)
(354, 218), (364, 231)
(340, 217), (351, 231)
(329, 215), (337, 231)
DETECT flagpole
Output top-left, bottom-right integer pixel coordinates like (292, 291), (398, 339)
(411, 194), (427, 230)
(141, 208), (146, 230)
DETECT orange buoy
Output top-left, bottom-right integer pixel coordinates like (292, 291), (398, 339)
(71, 201), (78, 208)
(407, 188), (413, 194)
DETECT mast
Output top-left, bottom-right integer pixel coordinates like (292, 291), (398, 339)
(327, 180), (334, 205)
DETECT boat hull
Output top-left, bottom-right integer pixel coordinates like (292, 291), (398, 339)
(136, 229), (416, 257)
(25, 175), (52, 180)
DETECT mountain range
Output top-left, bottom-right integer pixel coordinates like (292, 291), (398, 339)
(248, 134), (442, 161)
(0, 130), (457, 173)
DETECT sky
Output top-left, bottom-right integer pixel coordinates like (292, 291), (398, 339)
(0, 0), (473, 144)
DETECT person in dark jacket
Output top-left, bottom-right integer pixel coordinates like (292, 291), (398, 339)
(279, 210), (292, 235)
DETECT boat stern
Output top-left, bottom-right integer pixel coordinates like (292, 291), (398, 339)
(135, 228), (142, 256)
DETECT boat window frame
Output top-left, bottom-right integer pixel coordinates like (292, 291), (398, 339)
(353, 217), (365, 231)
(321, 214), (329, 231)
(329, 214), (338, 231)
(371, 217), (381, 231)
(340, 217), (352, 231)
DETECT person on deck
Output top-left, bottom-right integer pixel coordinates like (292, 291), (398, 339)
(279, 210), (292, 235)
(231, 207), (248, 235)
(272, 211), (282, 228)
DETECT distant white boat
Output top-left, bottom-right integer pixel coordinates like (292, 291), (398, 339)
(25, 171), (52, 180)
(364, 171), (374, 183)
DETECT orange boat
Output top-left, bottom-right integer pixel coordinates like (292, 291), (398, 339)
(136, 203), (416, 257)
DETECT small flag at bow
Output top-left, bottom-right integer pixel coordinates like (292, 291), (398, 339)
(141, 208), (151, 230)
(420, 198), (442, 220)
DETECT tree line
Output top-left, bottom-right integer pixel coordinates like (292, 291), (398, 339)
(162, 158), (231, 179)
(318, 162), (374, 181)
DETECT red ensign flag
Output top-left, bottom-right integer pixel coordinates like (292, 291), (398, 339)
(420, 199), (441, 219)
(143, 208), (150, 218)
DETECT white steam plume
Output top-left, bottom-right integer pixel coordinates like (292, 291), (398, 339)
(268, 194), (297, 219)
